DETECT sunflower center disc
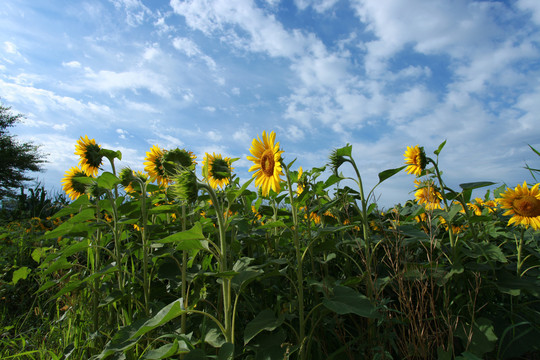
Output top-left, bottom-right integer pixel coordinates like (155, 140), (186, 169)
(514, 195), (540, 217)
(261, 150), (275, 177)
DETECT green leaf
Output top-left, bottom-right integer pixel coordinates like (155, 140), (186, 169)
(43, 209), (96, 239)
(217, 343), (234, 360)
(336, 144), (352, 157)
(378, 166), (407, 183)
(323, 285), (380, 319)
(133, 299), (185, 339)
(12, 267), (31, 285)
(244, 309), (284, 345)
(258, 220), (287, 229)
(459, 182), (496, 190)
(434, 140), (447, 156)
(158, 222), (206, 251)
(529, 144), (540, 157)
(31, 247), (51, 264)
(100, 148), (122, 161)
(97, 172), (121, 190)
(226, 177), (254, 204)
(141, 340), (180, 359)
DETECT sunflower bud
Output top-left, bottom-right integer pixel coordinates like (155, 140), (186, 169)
(329, 150), (347, 175)
(172, 169), (198, 203)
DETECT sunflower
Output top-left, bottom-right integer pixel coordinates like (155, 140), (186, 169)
(404, 145), (426, 176)
(75, 135), (102, 177)
(247, 131), (284, 196)
(61, 167), (91, 200)
(498, 181), (540, 230)
(144, 145), (169, 187)
(202, 152), (233, 189)
(414, 179), (442, 211)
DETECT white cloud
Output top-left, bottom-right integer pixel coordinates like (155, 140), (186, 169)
(172, 37), (217, 70)
(0, 78), (111, 116)
(110, 0), (152, 26)
(294, 0), (339, 13)
(62, 61), (82, 68)
(82, 68), (171, 97)
(518, 0), (540, 25)
(4, 41), (19, 54)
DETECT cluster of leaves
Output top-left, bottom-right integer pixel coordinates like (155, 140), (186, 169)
(1, 142), (539, 360)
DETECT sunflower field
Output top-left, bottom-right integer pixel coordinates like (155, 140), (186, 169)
(1, 132), (540, 360)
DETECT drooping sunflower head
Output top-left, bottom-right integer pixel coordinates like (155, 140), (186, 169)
(202, 152), (233, 189)
(404, 145), (427, 176)
(143, 145), (169, 187)
(163, 148), (197, 174)
(172, 169), (198, 204)
(498, 181), (540, 230)
(414, 179), (442, 211)
(61, 166), (92, 200)
(247, 131), (284, 197)
(75, 135), (103, 177)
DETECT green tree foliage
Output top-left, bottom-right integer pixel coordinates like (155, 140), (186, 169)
(0, 100), (44, 200)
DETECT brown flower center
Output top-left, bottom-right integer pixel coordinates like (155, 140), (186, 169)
(513, 195), (540, 217)
(261, 150), (275, 177)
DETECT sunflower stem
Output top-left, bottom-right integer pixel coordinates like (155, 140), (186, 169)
(284, 164), (305, 359)
(430, 158), (457, 251)
(198, 182), (233, 344)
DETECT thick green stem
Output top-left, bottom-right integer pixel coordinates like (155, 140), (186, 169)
(199, 183), (233, 344)
(181, 204), (188, 334)
(285, 166), (305, 359)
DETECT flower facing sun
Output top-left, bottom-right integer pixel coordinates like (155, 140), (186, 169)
(61, 166), (92, 200)
(404, 145), (426, 176)
(75, 135), (102, 177)
(144, 145), (169, 187)
(203, 152), (233, 189)
(247, 131), (284, 197)
(498, 181), (540, 230)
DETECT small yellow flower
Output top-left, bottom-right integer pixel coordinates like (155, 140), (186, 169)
(75, 135), (102, 177)
(247, 131), (284, 197)
(61, 166), (92, 200)
(296, 166), (304, 195)
(498, 181), (540, 230)
(144, 145), (169, 187)
(404, 145), (426, 176)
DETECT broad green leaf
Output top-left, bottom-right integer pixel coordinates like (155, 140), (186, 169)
(217, 343), (234, 360)
(459, 182), (496, 190)
(132, 299), (185, 339)
(97, 172), (121, 190)
(378, 166), (407, 183)
(50, 195), (91, 219)
(31, 247), (51, 264)
(250, 328), (287, 360)
(434, 140), (446, 156)
(141, 340), (180, 359)
(12, 267), (31, 285)
(43, 209), (96, 239)
(244, 309), (284, 345)
(324, 174), (343, 188)
(335, 144), (352, 157)
(100, 148), (122, 161)
(42, 257), (72, 276)
(456, 318), (497, 358)
(158, 222), (206, 250)
(323, 285), (380, 319)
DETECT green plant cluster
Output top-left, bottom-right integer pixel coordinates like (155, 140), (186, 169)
(1, 141), (539, 360)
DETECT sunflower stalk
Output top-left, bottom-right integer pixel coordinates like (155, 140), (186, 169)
(427, 156), (457, 251)
(198, 182), (233, 344)
(284, 164), (306, 360)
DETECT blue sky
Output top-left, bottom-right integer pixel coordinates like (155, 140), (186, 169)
(1, 0), (540, 208)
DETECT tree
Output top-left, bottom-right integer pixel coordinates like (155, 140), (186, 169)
(0, 100), (45, 200)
